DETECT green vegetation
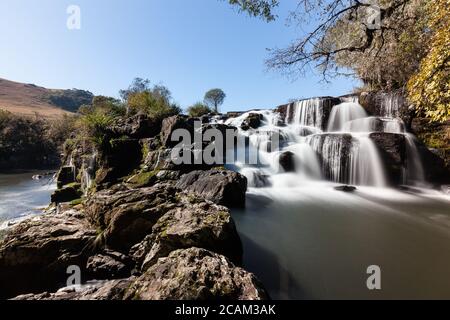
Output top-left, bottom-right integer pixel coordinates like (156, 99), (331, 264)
(187, 102), (212, 117)
(127, 170), (159, 188)
(46, 89), (93, 112)
(204, 89), (226, 113)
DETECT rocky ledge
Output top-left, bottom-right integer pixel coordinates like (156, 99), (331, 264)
(0, 113), (267, 300)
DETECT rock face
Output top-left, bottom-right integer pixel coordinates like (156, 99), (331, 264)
(176, 170), (247, 208)
(126, 248), (268, 300)
(85, 184), (177, 252)
(108, 114), (161, 139)
(137, 201), (242, 270)
(369, 133), (406, 185)
(161, 115), (195, 148)
(86, 250), (132, 280)
(12, 248), (268, 301)
(0, 209), (97, 299)
(56, 166), (76, 189)
(51, 183), (82, 203)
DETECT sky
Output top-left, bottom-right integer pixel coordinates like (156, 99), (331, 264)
(0, 0), (360, 112)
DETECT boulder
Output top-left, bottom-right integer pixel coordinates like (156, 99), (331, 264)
(138, 200), (242, 270)
(51, 183), (82, 203)
(335, 185), (357, 192)
(108, 114), (161, 139)
(125, 248), (268, 300)
(0, 209), (97, 299)
(241, 113), (263, 131)
(86, 250), (132, 280)
(369, 133), (406, 185)
(85, 184), (178, 252)
(12, 249), (268, 301)
(176, 170), (247, 208)
(56, 166), (76, 189)
(160, 115), (196, 148)
(278, 151), (296, 172)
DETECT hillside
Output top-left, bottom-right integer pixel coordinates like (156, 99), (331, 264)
(0, 78), (93, 119)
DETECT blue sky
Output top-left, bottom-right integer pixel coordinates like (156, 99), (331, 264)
(0, 0), (359, 112)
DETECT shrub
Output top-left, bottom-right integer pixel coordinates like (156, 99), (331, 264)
(187, 102), (212, 117)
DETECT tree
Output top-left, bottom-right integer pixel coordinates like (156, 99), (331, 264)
(204, 89), (226, 113)
(187, 102), (212, 117)
(119, 78), (151, 101)
(407, 0), (450, 122)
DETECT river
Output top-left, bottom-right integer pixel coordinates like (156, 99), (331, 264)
(0, 171), (56, 230)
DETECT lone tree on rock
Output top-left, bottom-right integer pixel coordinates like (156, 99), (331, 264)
(204, 89), (226, 113)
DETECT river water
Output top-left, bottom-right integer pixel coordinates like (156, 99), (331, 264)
(0, 172), (56, 229)
(233, 182), (450, 299)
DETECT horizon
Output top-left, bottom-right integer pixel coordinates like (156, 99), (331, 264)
(0, 0), (360, 112)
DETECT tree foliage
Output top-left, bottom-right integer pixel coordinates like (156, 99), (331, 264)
(407, 0), (450, 122)
(204, 88), (226, 113)
(187, 102), (213, 117)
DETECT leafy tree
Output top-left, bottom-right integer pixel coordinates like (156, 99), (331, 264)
(187, 102), (212, 117)
(119, 78), (151, 101)
(407, 0), (450, 122)
(204, 89), (226, 113)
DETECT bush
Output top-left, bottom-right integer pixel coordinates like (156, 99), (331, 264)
(187, 102), (212, 117)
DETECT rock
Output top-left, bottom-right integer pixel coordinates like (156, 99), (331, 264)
(51, 183), (82, 203)
(11, 279), (133, 301)
(85, 184), (178, 252)
(86, 250), (132, 280)
(56, 166), (76, 189)
(125, 248), (268, 300)
(369, 133), (406, 185)
(226, 111), (244, 119)
(176, 170), (247, 208)
(12, 249), (268, 301)
(278, 151), (296, 172)
(108, 114), (162, 139)
(0, 209), (97, 299)
(241, 113), (263, 131)
(139, 200), (242, 270)
(161, 115), (195, 148)
(335, 185), (357, 192)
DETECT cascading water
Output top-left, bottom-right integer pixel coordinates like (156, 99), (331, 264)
(227, 96), (428, 189)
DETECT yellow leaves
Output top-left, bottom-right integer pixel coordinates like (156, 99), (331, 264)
(407, 0), (450, 122)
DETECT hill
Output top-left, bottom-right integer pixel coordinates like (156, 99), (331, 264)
(0, 78), (93, 119)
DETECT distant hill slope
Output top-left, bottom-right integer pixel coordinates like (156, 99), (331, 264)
(0, 78), (93, 119)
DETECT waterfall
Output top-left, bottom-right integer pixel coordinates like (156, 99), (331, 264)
(349, 136), (387, 187)
(82, 151), (97, 193)
(291, 98), (324, 128)
(380, 93), (402, 118)
(327, 102), (368, 132)
(225, 95), (428, 190)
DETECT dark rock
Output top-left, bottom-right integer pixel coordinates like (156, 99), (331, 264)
(161, 115), (196, 148)
(0, 209), (97, 299)
(56, 166), (76, 189)
(51, 183), (83, 203)
(176, 170), (247, 208)
(335, 185), (357, 192)
(241, 113), (263, 131)
(86, 250), (132, 280)
(108, 114), (161, 139)
(125, 248), (268, 300)
(369, 133), (406, 185)
(138, 200), (242, 270)
(85, 184), (177, 252)
(279, 151), (296, 172)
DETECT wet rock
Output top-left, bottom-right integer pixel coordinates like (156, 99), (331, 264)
(126, 248), (268, 300)
(51, 183), (82, 203)
(241, 113), (263, 131)
(0, 209), (97, 299)
(278, 151), (296, 172)
(335, 185), (357, 192)
(85, 184), (178, 252)
(138, 200), (242, 270)
(369, 132), (406, 185)
(56, 166), (76, 189)
(176, 170), (247, 208)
